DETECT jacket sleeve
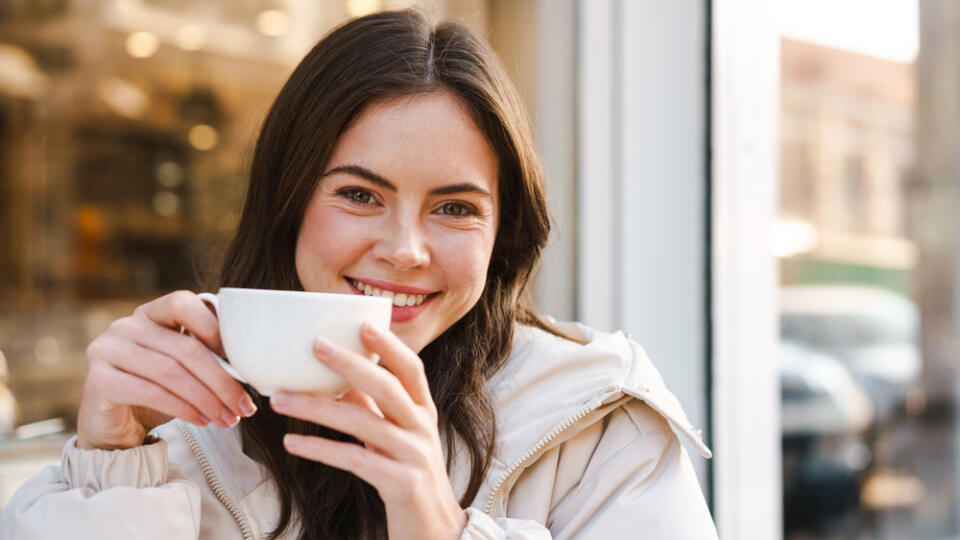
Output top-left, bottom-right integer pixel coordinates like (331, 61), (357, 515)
(0, 435), (202, 540)
(460, 508), (552, 539)
(459, 400), (718, 540)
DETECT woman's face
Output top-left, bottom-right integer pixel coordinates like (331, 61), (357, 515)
(295, 91), (499, 352)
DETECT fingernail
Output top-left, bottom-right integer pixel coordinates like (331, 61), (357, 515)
(313, 336), (335, 356)
(199, 415), (211, 425)
(283, 433), (302, 448)
(238, 395), (257, 417)
(220, 409), (240, 427)
(363, 322), (381, 337)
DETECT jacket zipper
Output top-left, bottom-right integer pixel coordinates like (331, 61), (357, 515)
(484, 397), (604, 514)
(176, 423), (255, 540)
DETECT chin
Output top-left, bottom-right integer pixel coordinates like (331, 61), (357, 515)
(387, 325), (431, 353)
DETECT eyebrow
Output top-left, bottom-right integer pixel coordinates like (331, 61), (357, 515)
(321, 164), (493, 199)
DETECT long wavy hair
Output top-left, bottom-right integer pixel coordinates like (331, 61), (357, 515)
(218, 10), (558, 539)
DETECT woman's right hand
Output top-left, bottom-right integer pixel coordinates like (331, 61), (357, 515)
(76, 290), (257, 450)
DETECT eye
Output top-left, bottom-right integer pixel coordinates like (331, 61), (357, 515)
(339, 188), (374, 205)
(439, 202), (473, 216)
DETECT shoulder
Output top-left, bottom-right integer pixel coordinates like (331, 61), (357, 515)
(490, 322), (631, 397)
(492, 320), (660, 405)
(491, 321), (711, 459)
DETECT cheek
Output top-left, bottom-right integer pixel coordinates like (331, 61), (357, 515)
(296, 205), (369, 284)
(433, 228), (495, 299)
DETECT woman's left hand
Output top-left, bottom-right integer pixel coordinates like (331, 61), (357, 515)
(269, 322), (466, 540)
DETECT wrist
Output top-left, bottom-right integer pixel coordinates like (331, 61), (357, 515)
(439, 497), (467, 540)
(450, 508), (467, 540)
(76, 430), (156, 450)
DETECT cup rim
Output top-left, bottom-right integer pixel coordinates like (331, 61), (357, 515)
(217, 287), (391, 304)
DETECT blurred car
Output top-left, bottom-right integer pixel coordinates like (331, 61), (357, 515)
(779, 284), (920, 534)
(780, 340), (873, 534)
(780, 340), (874, 437)
(780, 285), (921, 422)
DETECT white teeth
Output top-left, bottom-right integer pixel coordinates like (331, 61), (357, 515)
(351, 279), (429, 307)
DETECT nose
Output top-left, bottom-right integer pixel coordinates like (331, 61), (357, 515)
(376, 212), (430, 271)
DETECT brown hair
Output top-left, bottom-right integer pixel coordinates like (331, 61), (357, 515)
(219, 10), (559, 539)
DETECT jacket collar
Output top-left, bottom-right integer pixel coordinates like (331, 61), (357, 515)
(569, 322), (712, 458)
(488, 322), (711, 466)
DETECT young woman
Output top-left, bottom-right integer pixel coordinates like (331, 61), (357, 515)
(2, 10), (718, 539)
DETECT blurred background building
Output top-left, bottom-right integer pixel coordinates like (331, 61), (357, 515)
(1, 1), (959, 539)
(775, 0), (959, 538)
(0, 0), (596, 509)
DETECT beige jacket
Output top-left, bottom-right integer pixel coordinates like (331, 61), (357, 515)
(0, 322), (718, 539)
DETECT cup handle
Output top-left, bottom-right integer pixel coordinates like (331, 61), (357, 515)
(196, 292), (247, 384)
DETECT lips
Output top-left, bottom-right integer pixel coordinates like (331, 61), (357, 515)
(345, 277), (439, 322)
(348, 278), (429, 307)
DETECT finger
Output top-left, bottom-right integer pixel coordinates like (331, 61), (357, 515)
(123, 316), (255, 419)
(360, 323), (432, 406)
(98, 336), (240, 428)
(137, 290), (223, 355)
(270, 391), (412, 459)
(340, 388), (384, 419)
(282, 433), (398, 493)
(313, 337), (420, 428)
(337, 389), (388, 455)
(87, 362), (209, 427)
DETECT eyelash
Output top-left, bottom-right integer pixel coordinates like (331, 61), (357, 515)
(335, 187), (479, 217)
(438, 202), (477, 217)
(338, 188), (374, 205)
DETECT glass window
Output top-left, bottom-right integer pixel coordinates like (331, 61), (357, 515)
(777, 1), (957, 537)
(0, 0), (491, 506)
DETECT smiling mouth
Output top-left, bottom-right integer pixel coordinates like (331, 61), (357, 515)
(347, 278), (437, 307)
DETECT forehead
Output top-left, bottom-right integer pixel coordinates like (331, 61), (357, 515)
(326, 91), (499, 195)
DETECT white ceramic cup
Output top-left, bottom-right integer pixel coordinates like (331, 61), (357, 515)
(197, 288), (392, 397)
